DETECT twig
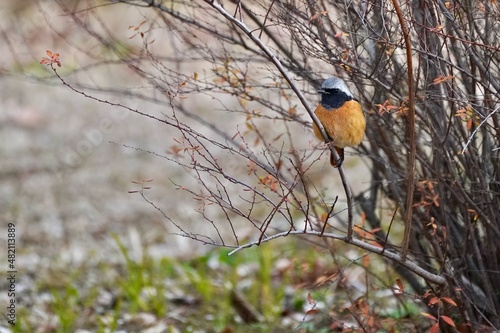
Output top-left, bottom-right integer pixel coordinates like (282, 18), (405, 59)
(321, 196), (338, 236)
(462, 106), (500, 153)
(381, 203), (399, 255)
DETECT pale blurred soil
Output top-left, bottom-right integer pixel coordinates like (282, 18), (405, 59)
(0, 76), (203, 267)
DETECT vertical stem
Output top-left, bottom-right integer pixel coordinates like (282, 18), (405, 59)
(391, 0), (416, 260)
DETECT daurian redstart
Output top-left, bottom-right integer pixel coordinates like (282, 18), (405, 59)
(313, 77), (366, 167)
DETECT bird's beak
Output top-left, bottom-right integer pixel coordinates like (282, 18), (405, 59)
(317, 89), (325, 94)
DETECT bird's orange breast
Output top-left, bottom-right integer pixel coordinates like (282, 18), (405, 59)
(313, 100), (366, 148)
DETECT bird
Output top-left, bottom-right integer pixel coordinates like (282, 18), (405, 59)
(312, 77), (366, 167)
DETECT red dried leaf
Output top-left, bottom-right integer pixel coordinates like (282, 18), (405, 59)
(306, 309), (320, 315)
(396, 278), (405, 292)
(362, 255), (370, 268)
(429, 323), (440, 333)
(466, 118), (473, 130)
(440, 315), (456, 327)
(428, 297), (440, 306)
(41, 50), (62, 67)
(421, 312), (437, 321)
(432, 75), (453, 84)
(441, 297), (457, 306)
(320, 212), (328, 222)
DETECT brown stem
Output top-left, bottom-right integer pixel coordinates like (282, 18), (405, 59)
(391, 0), (416, 261)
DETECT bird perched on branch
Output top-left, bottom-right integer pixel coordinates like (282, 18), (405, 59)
(313, 77), (366, 167)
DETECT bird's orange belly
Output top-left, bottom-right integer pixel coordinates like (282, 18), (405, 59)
(313, 100), (365, 148)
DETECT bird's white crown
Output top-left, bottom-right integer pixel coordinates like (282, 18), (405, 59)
(320, 77), (353, 97)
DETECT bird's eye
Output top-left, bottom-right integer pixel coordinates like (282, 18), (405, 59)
(332, 88), (339, 94)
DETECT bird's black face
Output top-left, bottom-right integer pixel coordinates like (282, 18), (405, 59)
(320, 88), (352, 109)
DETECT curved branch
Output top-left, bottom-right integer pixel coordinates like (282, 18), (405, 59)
(228, 229), (446, 285)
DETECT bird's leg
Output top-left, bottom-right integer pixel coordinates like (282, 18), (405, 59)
(330, 147), (344, 167)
